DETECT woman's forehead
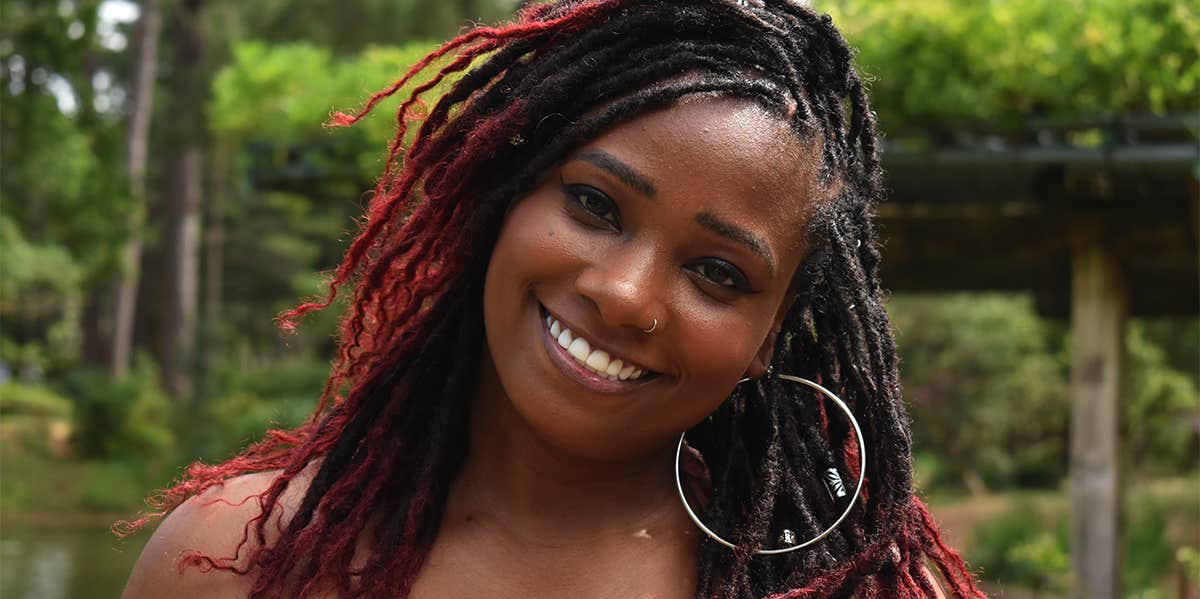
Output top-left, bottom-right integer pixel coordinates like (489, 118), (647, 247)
(568, 97), (824, 250)
(586, 98), (816, 185)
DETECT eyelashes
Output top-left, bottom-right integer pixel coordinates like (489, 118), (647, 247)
(559, 182), (755, 294)
(686, 260), (752, 292)
(563, 183), (620, 229)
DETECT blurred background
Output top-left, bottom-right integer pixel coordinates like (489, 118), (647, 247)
(0, 0), (1196, 597)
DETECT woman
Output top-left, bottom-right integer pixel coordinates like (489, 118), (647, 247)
(122, 1), (983, 597)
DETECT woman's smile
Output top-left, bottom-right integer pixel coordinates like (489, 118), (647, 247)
(537, 301), (659, 395)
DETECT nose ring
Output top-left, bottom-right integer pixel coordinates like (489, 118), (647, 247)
(641, 318), (658, 335)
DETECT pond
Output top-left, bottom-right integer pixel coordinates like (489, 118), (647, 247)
(0, 524), (150, 599)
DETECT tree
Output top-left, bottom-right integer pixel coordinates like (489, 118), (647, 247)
(155, 0), (207, 400)
(110, 0), (162, 379)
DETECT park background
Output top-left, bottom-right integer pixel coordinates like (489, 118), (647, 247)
(1, 0), (1197, 597)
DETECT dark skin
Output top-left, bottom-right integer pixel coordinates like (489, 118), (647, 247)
(122, 98), (824, 598)
(413, 98), (820, 598)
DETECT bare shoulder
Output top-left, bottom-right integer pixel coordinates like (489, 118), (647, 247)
(121, 464), (316, 599)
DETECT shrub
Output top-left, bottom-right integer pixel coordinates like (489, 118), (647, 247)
(827, 0), (1200, 136)
(61, 356), (174, 459)
(969, 502), (1071, 592)
(200, 359), (328, 457)
(0, 382), (74, 458)
(80, 460), (147, 511)
(0, 382), (73, 418)
(891, 294), (1070, 491)
(967, 487), (1195, 595)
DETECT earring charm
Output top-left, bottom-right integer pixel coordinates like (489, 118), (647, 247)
(778, 529), (796, 545)
(674, 373), (866, 555)
(641, 318), (658, 334)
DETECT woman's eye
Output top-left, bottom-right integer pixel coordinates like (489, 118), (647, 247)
(689, 260), (752, 292)
(564, 184), (620, 228)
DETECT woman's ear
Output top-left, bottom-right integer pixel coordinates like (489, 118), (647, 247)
(744, 328), (779, 380)
(745, 292), (799, 379)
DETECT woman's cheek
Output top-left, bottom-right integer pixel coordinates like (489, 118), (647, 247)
(676, 306), (762, 388)
(504, 193), (583, 277)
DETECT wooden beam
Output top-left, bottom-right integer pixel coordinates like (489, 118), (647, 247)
(1068, 224), (1127, 599)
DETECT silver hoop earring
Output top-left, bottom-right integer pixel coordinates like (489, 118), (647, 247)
(641, 318), (658, 334)
(673, 373), (866, 555)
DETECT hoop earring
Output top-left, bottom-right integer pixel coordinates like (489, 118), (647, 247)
(673, 373), (867, 555)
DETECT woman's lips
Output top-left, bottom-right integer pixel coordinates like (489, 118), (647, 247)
(538, 305), (658, 395)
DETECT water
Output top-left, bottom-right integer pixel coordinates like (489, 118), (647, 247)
(0, 524), (149, 599)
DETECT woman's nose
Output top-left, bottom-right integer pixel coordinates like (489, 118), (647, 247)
(574, 245), (666, 333)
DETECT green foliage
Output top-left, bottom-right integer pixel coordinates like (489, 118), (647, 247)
(1, 446), (176, 514)
(202, 359), (329, 457)
(1123, 501), (1175, 594)
(217, 358), (331, 404)
(1140, 318), (1200, 388)
(0, 216), (85, 376)
(226, 0), (510, 56)
(209, 42), (339, 141)
(969, 501), (1072, 591)
(209, 39), (461, 203)
(0, 382), (73, 418)
(0, 443), (85, 513)
(219, 191), (345, 354)
(0, 382), (73, 459)
(0, 217), (83, 304)
(205, 40), (450, 362)
(1125, 322), (1200, 473)
(209, 40), (439, 148)
(827, 0), (1200, 136)
(892, 294), (1069, 490)
(894, 294), (1199, 492)
(965, 483), (1197, 595)
(1, 3), (133, 278)
(79, 460), (153, 511)
(1178, 547), (1200, 587)
(61, 357), (174, 459)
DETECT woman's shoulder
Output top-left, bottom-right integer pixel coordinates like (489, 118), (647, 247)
(121, 464), (317, 599)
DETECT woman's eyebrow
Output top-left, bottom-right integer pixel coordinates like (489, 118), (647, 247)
(695, 212), (776, 276)
(576, 149), (657, 197)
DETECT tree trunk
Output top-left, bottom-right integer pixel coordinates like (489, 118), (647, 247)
(159, 0), (207, 401)
(77, 11), (107, 371)
(109, 0), (161, 379)
(81, 286), (109, 368)
(161, 148), (202, 400)
(197, 140), (230, 402)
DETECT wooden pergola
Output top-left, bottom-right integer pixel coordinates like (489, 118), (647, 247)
(877, 114), (1199, 599)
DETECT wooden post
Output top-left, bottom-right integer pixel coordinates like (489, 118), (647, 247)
(1069, 225), (1127, 599)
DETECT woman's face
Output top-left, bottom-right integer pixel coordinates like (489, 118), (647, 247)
(481, 98), (823, 461)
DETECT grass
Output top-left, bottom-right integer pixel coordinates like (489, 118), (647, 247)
(1, 417), (177, 525)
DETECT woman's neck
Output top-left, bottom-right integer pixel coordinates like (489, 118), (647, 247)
(447, 352), (687, 544)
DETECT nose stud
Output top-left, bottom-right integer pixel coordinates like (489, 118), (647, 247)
(641, 318), (658, 335)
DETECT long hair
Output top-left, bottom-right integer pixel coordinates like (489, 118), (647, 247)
(123, 1), (984, 597)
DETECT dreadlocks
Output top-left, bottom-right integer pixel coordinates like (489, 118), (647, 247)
(123, 1), (984, 596)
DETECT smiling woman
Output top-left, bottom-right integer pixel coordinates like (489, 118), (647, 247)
(120, 1), (983, 598)
(480, 98), (830, 474)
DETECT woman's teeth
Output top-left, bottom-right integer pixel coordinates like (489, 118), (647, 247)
(545, 315), (647, 381)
